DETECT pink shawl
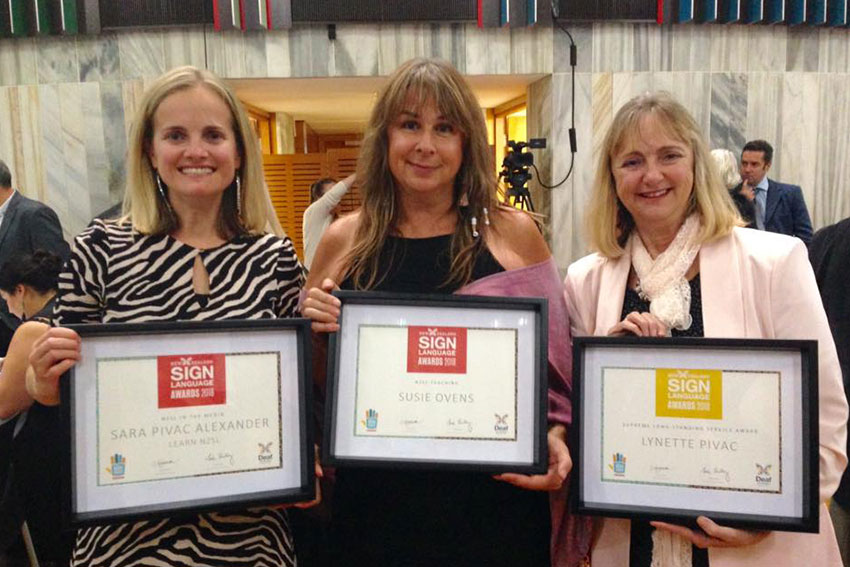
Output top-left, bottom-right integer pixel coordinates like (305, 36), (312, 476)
(457, 257), (592, 567)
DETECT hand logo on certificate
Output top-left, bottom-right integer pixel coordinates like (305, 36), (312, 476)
(362, 409), (379, 432)
(609, 453), (626, 476)
(107, 454), (126, 480)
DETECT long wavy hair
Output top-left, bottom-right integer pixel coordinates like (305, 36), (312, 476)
(124, 65), (283, 238)
(587, 92), (742, 258)
(344, 58), (497, 289)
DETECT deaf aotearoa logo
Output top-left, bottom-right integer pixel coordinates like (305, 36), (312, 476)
(258, 442), (274, 463)
(755, 463), (773, 485)
(158, 354), (226, 408)
(494, 413), (509, 434)
(406, 326), (467, 374)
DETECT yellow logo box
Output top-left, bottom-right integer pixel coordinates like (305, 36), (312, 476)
(655, 368), (723, 420)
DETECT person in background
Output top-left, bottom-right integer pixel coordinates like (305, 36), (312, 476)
(564, 92), (846, 566)
(0, 251), (70, 565)
(302, 174), (355, 270)
(0, 251), (63, 419)
(809, 216), (850, 566)
(711, 148), (755, 229)
(0, 159), (70, 357)
(738, 139), (812, 243)
(0, 158), (69, 564)
(25, 65), (307, 567)
(302, 57), (590, 566)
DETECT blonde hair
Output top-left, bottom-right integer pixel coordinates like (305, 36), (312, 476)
(346, 58), (497, 289)
(123, 65), (282, 237)
(710, 148), (742, 190)
(587, 92), (741, 258)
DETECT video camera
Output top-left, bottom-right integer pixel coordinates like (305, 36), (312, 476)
(499, 138), (546, 211)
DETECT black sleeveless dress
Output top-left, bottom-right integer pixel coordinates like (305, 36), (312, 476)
(622, 276), (709, 567)
(332, 234), (551, 566)
(9, 297), (74, 565)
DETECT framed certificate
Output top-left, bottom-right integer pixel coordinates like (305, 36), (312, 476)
(60, 319), (315, 527)
(570, 336), (819, 533)
(323, 291), (548, 473)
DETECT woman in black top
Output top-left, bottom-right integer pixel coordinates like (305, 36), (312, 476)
(0, 250), (63, 420)
(302, 58), (581, 566)
(0, 251), (69, 564)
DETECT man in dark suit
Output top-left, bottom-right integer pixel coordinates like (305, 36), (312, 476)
(810, 218), (850, 566)
(738, 139), (813, 244)
(0, 158), (70, 355)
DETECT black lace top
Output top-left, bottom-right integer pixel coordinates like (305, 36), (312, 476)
(622, 274), (708, 567)
(621, 274), (704, 337)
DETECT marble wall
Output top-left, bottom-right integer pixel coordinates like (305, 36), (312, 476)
(532, 23), (850, 271)
(1, 22), (849, 270)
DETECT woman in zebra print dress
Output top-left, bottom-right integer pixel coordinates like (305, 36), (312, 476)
(26, 66), (305, 566)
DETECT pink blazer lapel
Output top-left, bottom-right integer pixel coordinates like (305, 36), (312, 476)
(594, 253), (631, 335)
(698, 234), (747, 338)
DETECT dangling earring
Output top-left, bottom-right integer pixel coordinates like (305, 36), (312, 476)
(471, 215), (479, 238)
(483, 207), (490, 227)
(155, 172), (175, 216)
(235, 173), (243, 218)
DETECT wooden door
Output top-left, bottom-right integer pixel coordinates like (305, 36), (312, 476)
(262, 154), (327, 260)
(262, 148), (363, 262)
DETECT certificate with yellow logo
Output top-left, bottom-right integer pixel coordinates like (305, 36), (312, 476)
(571, 337), (819, 533)
(324, 291), (549, 474)
(601, 367), (780, 492)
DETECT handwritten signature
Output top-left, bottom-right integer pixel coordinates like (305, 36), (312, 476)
(447, 418), (473, 433)
(701, 466), (730, 483)
(206, 452), (235, 466)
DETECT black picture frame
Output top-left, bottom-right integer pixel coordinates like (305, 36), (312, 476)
(60, 319), (315, 528)
(570, 336), (819, 533)
(323, 291), (548, 474)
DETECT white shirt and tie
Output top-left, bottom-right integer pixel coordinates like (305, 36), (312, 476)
(753, 177), (769, 230)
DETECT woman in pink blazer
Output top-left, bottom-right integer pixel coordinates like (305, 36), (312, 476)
(564, 92), (847, 567)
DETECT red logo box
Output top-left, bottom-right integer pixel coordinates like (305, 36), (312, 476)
(157, 354), (227, 408)
(406, 326), (467, 374)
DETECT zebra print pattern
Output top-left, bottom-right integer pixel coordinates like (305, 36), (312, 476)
(72, 509), (296, 567)
(57, 219), (303, 324)
(56, 219), (303, 567)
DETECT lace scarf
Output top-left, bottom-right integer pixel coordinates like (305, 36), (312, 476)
(630, 213), (701, 332)
(630, 213), (701, 566)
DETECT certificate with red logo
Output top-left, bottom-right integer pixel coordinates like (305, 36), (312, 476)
(324, 292), (548, 474)
(96, 351), (282, 485)
(353, 325), (517, 440)
(571, 337), (819, 534)
(61, 320), (315, 528)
